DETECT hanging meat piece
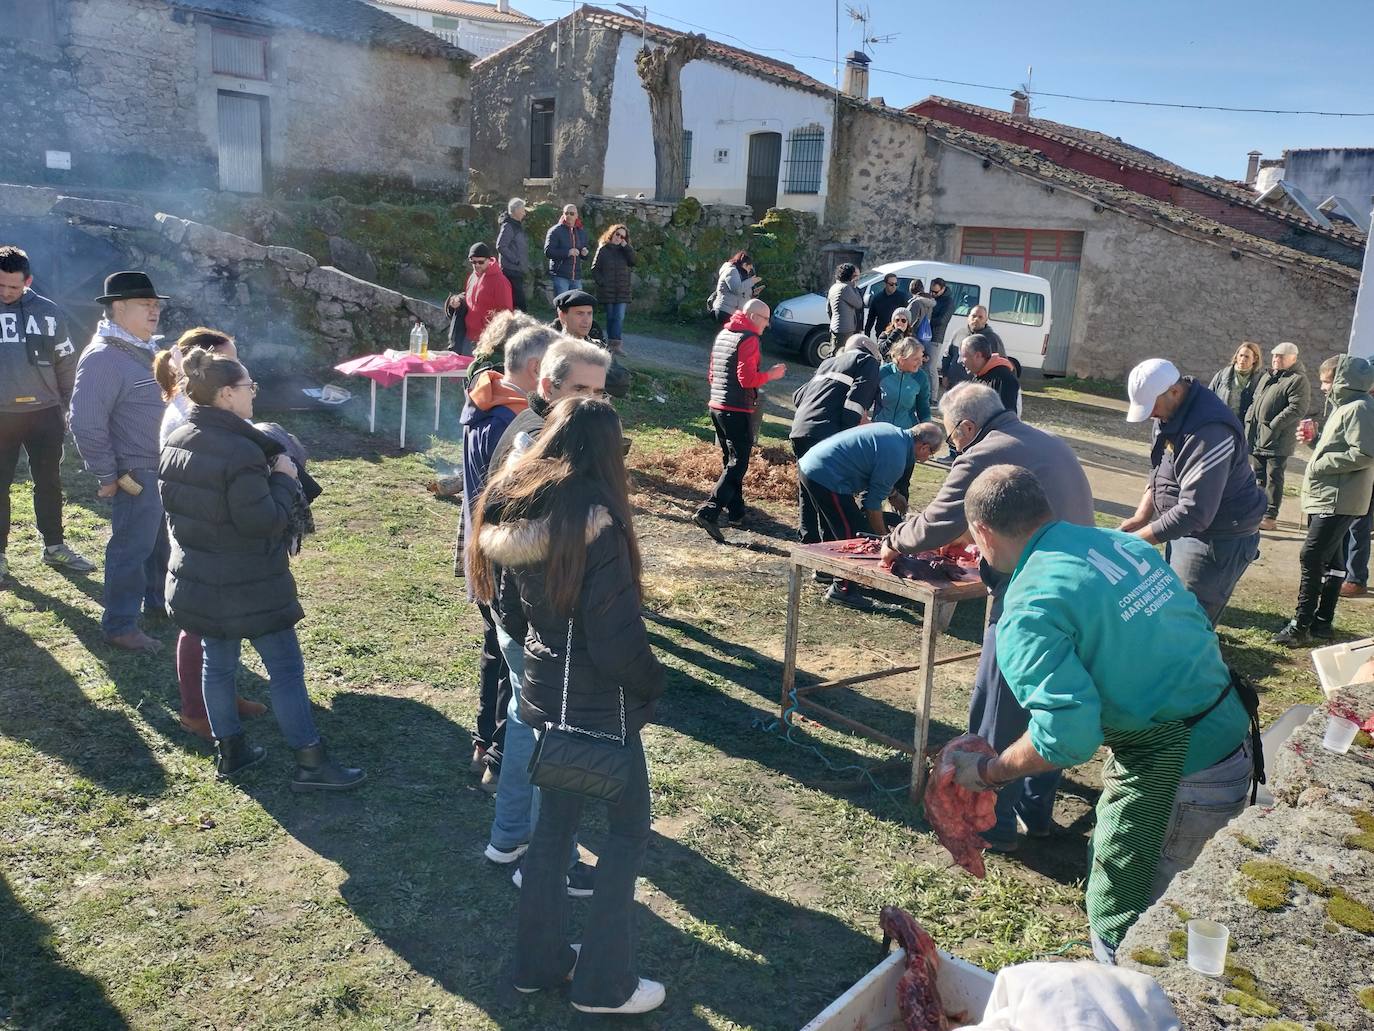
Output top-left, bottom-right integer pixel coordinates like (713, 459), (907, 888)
(878, 906), (953, 1031)
(924, 735), (998, 878)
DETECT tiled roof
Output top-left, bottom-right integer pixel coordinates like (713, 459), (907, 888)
(371, 0), (540, 27)
(913, 96), (1366, 246)
(480, 5), (832, 96)
(173, 0), (473, 60)
(851, 100), (1360, 285)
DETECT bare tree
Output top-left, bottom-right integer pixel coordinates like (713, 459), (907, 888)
(634, 33), (708, 202)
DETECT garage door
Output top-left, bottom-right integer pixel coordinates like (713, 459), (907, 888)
(961, 228), (1082, 375)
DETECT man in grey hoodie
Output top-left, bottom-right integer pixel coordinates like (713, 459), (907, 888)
(69, 271), (172, 653)
(0, 245), (94, 582)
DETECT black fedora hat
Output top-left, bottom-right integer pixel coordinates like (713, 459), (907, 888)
(95, 271), (170, 304)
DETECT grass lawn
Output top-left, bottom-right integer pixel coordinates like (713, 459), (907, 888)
(0, 365), (1359, 1030)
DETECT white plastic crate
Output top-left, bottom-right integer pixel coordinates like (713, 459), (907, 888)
(1311, 637), (1374, 699)
(801, 947), (995, 1031)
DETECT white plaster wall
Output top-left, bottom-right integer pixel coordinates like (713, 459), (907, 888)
(602, 36), (833, 213)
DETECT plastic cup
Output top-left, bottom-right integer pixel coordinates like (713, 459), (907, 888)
(1323, 714), (1361, 754)
(1187, 919), (1230, 976)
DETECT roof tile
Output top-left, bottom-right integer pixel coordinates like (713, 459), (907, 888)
(369, 0), (539, 27)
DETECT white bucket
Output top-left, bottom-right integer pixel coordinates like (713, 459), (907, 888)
(1311, 637), (1374, 699)
(801, 947), (996, 1031)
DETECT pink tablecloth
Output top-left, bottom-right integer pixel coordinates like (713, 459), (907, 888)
(334, 351), (472, 388)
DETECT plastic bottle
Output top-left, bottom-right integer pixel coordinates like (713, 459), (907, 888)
(410, 320), (429, 358)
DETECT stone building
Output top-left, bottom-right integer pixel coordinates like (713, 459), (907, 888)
(469, 5), (838, 220)
(367, 0), (539, 59)
(1, 0), (472, 197)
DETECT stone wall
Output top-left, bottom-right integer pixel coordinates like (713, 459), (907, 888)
(0, 0), (468, 198)
(0, 183), (445, 374)
(825, 102), (1360, 381)
(469, 17), (620, 203)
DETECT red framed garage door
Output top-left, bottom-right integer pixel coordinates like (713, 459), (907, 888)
(961, 228), (1082, 375)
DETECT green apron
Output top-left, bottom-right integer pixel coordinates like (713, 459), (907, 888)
(1085, 671), (1262, 950)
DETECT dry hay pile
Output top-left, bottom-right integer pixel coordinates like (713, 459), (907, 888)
(633, 442), (797, 503)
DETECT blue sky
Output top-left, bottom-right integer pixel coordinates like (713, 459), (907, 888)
(514, 0), (1374, 181)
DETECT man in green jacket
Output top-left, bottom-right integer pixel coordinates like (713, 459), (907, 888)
(1274, 354), (1374, 644)
(947, 464), (1255, 963)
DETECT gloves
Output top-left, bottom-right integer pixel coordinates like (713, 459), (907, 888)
(949, 747), (996, 792)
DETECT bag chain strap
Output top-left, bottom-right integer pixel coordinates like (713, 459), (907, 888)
(557, 617), (626, 745)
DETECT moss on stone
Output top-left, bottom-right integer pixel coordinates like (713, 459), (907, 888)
(1223, 990), (1279, 1017)
(1234, 832), (1263, 851)
(1225, 963), (1261, 997)
(670, 196), (702, 228)
(1345, 810), (1374, 853)
(1329, 891), (1374, 934)
(1129, 947), (1167, 967)
(1316, 1022), (1337, 1031)
(1360, 986), (1374, 1012)
(1168, 929), (1187, 960)
(1259, 1023), (1304, 1031)
(1354, 730), (1373, 748)
(1241, 859), (1332, 910)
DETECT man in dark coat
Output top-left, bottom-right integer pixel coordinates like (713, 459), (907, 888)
(863, 272), (909, 336)
(495, 198), (530, 311)
(1246, 341), (1311, 530)
(550, 289), (629, 399)
(543, 203), (588, 299)
(928, 277), (953, 349)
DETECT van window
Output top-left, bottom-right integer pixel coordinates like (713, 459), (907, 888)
(944, 281), (980, 317)
(989, 287), (1045, 327)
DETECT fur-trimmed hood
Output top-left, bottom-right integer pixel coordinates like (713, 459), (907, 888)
(479, 504), (614, 568)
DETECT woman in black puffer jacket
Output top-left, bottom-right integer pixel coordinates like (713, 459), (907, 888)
(471, 397), (666, 1017)
(159, 348), (363, 791)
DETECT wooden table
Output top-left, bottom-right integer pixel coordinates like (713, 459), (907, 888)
(780, 542), (990, 802)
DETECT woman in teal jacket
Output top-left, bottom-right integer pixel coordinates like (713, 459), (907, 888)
(876, 337), (932, 430)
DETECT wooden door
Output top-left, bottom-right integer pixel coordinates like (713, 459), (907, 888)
(745, 132), (781, 222)
(217, 92), (265, 194)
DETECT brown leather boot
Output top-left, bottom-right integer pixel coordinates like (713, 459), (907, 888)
(104, 629), (162, 653)
(178, 714), (214, 741)
(236, 696), (268, 718)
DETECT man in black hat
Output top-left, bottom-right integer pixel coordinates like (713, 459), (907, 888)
(550, 289), (630, 398)
(68, 271), (173, 652)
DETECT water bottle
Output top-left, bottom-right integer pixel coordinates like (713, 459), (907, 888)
(410, 320), (428, 358)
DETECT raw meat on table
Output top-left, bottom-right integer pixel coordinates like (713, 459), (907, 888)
(878, 906), (960, 1031)
(834, 537), (883, 555)
(924, 734), (998, 878)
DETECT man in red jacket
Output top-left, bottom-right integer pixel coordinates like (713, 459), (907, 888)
(695, 298), (786, 541)
(464, 242), (513, 344)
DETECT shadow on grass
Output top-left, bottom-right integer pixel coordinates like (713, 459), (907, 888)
(0, 872), (129, 1029)
(0, 582), (169, 796)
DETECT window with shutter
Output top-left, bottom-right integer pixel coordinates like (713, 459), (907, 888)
(212, 27), (269, 80)
(783, 125), (825, 194)
(529, 98), (555, 179)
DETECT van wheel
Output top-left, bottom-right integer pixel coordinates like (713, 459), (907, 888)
(803, 329), (833, 367)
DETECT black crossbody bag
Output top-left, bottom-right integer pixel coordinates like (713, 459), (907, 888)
(527, 619), (632, 804)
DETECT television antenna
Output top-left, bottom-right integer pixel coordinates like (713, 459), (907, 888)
(845, 4), (896, 53)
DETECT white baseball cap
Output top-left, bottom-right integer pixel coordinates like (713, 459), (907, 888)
(1126, 358), (1181, 423)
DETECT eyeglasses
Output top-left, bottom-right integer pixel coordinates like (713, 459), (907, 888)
(613, 232), (627, 240)
(232, 381), (258, 396)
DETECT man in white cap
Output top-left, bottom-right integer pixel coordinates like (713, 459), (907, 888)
(1119, 358), (1267, 624)
(1245, 341), (1310, 531)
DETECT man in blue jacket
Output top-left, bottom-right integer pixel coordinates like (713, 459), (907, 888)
(543, 204), (588, 300)
(950, 464), (1256, 963)
(1119, 358), (1266, 625)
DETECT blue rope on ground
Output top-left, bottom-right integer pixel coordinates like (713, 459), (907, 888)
(752, 686), (912, 797)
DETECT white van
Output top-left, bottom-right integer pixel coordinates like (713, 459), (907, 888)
(770, 260), (1053, 370)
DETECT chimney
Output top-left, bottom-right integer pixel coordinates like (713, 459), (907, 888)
(842, 50), (870, 100)
(497, 0), (509, 11)
(1010, 91), (1030, 119)
(1245, 150), (1262, 185)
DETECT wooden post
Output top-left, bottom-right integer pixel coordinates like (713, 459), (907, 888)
(910, 597), (943, 803)
(781, 561), (803, 715)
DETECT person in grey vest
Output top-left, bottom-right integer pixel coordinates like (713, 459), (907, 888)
(694, 299), (785, 541)
(0, 244), (94, 583)
(69, 272), (173, 653)
(826, 263), (864, 356)
(495, 197), (530, 311)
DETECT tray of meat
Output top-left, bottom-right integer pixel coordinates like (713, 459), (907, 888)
(923, 735), (998, 878)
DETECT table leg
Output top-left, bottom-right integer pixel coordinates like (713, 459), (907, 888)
(369, 380), (376, 434)
(781, 562), (802, 716)
(910, 596), (943, 803)
(434, 376), (442, 433)
(400, 376), (409, 449)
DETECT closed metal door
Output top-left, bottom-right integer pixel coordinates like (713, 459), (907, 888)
(745, 132), (781, 221)
(217, 92), (265, 193)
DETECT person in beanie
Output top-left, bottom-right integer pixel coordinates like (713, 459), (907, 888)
(0, 245), (95, 582)
(693, 299), (786, 542)
(496, 198), (530, 311)
(463, 242), (513, 346)
(1246, 341), (1311, 530)
(68, 271), (173, 653)
(1121, 358), (1266, 625)
(1274, 354), (1374, 645)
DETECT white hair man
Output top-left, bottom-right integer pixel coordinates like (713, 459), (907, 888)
(496, 197), (530, 311)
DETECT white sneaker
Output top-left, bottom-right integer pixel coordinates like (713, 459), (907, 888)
(483, 841), (528, 864)
(515, 944), (580, 994)
(572, 978), (666, 1014)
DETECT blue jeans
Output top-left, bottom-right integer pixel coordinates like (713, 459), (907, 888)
(1091, 740), (1253, 963)
(603, 302), (627, 341)
(968, 620), (1061, 841)
(550, 276), (581, 301)
(513, 733), (650, 1006)
(1347, 501), (1374, 586)
(1165, 533), (1260, 626)
(201, 627), (320, 748)
(101, 467), (168, 635)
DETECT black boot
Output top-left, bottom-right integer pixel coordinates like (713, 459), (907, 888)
(1272, 620), (1310, 647)
(1313, 576), (1343, 638)
(291, 740), (365, 792)
(216, 733), (266, 780)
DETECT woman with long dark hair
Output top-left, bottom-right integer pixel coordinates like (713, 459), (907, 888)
(159, 349), (363, 790)
(471, 397), (665, 1016)
(709, 250), (761, 325)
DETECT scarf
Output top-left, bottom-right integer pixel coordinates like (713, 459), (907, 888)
(94, 318), (161, 353)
